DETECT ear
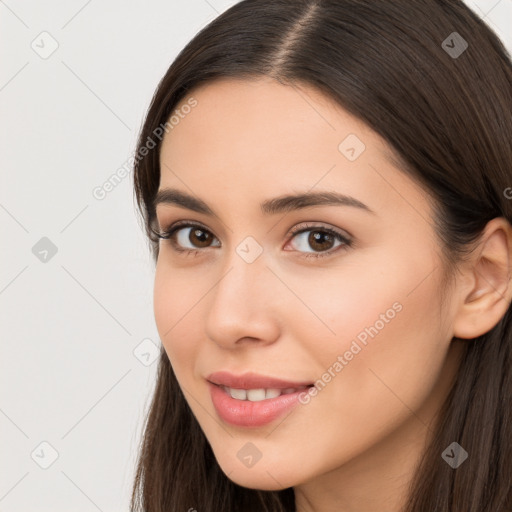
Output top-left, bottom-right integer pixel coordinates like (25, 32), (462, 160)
(453, 217), (512, 339)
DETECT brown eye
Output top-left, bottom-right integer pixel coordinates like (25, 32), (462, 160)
(155, 222), (221, 252)
(287, 224), (352, 259)
(185, 227), (214, 248)
(171, 225), (219, 250)
(307, 231), (336, 251)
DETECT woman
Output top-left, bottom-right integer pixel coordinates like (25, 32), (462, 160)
(131, 1), (512, 510)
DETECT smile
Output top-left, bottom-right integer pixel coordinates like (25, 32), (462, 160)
(208, 382), (313, 427)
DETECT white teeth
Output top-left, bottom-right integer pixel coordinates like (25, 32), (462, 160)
(223, 386), (304, 401)
(247, 389), (266, 401)
(229, 388), (247, 400)
(265, 388), (281, 399)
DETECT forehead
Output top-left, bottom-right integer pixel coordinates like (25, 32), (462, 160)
(162, 76), (394, 165)
(158, 77), (434, 226)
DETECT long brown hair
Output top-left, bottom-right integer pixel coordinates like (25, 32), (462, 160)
(131, 1), (512, 510)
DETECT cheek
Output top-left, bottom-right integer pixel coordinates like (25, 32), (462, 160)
(153, 262), (201, 371)
(294, 244), (446, 402)
(304, 252), (448, 429)
(286, 255), (412, 370)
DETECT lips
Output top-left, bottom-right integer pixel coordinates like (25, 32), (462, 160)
(208, 382), (310, 427)
(206, 371), (314, 390)
(206, 371), (314, 427)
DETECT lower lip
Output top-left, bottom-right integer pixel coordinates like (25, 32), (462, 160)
(208, 381), (308, 428)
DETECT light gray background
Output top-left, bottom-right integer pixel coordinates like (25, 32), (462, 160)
(1, 1), (511, 511)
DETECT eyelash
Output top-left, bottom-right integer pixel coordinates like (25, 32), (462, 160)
(153, 221), (353, 260)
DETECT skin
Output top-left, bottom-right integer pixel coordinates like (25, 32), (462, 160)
(153, 77), (512, 512)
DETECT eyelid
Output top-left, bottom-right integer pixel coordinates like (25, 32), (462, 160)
(288, 221), (352, 240)
(154, 219), (212, 240)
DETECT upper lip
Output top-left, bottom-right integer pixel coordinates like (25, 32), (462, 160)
(207, 371), (313, 390)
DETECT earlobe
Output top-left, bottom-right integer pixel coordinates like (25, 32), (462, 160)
(452, 218), (512, 340)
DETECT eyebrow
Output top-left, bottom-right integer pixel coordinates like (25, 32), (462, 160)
(153, 188), (376, 216)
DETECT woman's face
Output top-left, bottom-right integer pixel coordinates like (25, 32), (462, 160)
(153, 77), (463, 492)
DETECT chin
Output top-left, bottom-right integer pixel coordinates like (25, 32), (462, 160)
(215, 457), (300, 491)
(225, 471), (291, 491)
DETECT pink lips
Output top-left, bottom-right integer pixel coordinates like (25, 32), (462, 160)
(206, 371), (313, 428)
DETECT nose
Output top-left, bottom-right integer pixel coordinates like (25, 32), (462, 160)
(204, 250), (281, 350)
